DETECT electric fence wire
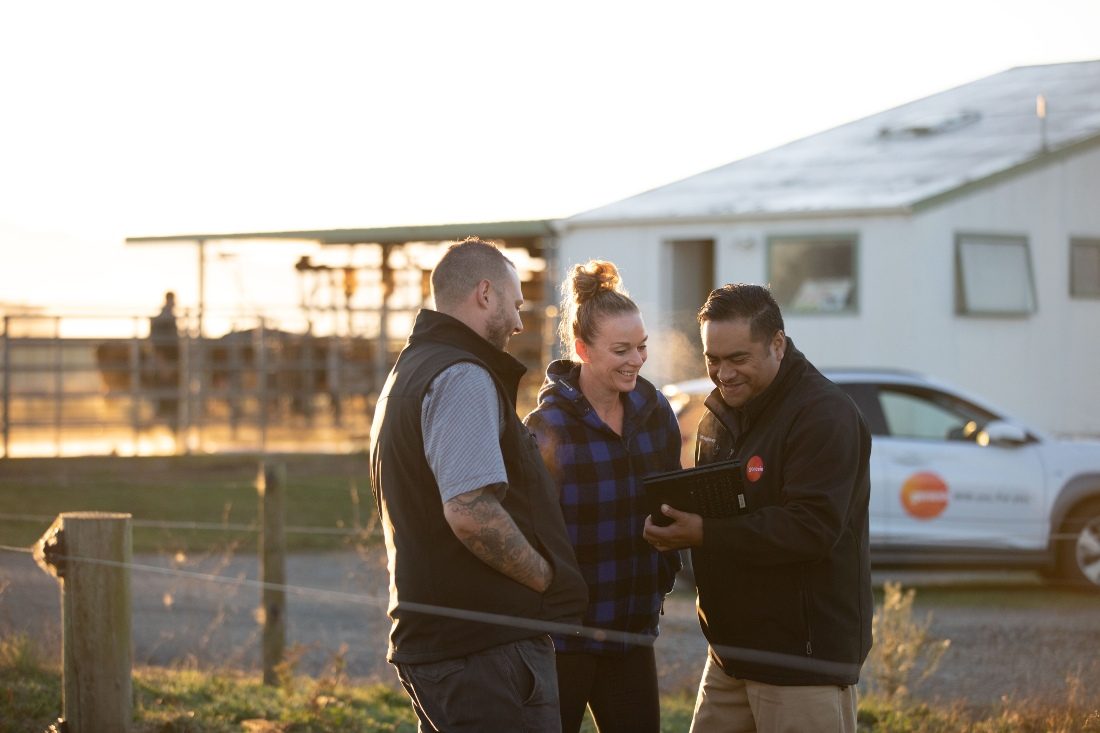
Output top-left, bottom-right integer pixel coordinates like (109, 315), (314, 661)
(0, 541), (861, 677)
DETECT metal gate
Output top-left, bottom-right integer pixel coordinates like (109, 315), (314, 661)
(1, 312), (388, 457)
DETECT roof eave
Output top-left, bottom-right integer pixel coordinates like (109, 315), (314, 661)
(562, 205), (914, 231)
(126, 219), (560, 246)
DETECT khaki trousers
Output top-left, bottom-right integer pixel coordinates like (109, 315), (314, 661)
(689, 653), (857, 733)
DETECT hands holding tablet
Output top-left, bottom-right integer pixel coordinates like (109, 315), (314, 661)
(643, 504), (703, 551)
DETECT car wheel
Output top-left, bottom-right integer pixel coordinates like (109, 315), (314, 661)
(1057, 499), (1100, 590)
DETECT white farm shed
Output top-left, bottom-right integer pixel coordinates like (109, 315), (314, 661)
(556, 60), (1100, 436)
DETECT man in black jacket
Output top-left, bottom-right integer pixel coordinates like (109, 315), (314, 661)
(644, 283), (871, 733)
(370, 238), (587, 732)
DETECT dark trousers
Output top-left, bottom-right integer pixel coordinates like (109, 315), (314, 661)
(556, 645), (661, 733)
(395, 635), (560, 732)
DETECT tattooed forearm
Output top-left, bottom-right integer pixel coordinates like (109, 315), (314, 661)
(443, 488), (553, 592)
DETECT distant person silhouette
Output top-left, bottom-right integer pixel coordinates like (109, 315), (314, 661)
(149, 291), (180, 421)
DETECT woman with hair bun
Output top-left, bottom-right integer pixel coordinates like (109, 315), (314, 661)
(524, 260), (682, 733)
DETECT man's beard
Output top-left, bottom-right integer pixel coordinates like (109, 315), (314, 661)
(484, 303), (513, 351)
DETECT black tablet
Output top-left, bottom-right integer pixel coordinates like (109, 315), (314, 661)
(643, 460), (746, 527)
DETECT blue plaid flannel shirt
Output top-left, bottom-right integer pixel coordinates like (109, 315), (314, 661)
(524, 360), (683, 655)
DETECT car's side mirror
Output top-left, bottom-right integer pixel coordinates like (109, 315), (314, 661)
(980, 420), (1030, 447)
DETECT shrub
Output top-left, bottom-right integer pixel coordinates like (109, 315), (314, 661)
(863, 582), (951, 701)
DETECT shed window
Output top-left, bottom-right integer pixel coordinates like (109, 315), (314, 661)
(768, 236), (857, 313)
(955, 234), (1035, 316)
(1070, 238), (1100, 298)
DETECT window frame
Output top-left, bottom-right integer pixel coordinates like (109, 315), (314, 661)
(1069, 237), (1100, 299)
(954, 232), (1037, 317)
(765, 233), (860, 315)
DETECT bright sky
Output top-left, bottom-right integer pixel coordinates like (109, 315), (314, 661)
(2, 0), (1099, 322)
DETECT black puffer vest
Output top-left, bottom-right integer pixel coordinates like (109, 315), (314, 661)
(370, 309), (587, 664)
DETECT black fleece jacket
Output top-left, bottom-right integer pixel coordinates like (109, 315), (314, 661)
(693, 338), (873, 686)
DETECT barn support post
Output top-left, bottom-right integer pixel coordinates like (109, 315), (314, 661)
(2, 314), (10, 458)
(258, 321), (269, 453)
(34, 512), (133, 733)
(257, 461), (287, 685)
(375, 243), (394, 394)
(128, 318), (142, 451)
(53, 316), (63, 456)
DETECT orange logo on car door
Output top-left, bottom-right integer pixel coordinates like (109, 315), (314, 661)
(901, 472), (949, 520)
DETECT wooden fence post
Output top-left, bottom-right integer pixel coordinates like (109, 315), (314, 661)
(258, 461), (287, 685)
(34, 512), (133, 733)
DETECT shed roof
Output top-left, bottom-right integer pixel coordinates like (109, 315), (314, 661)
(126, 219), (557, 247)
(568, 60), (1100, 225)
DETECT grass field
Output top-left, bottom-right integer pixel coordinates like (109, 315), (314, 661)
(2, 647), (1097, 733)
(0, 454), (374, 554)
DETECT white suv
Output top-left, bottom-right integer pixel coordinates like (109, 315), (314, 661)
(662, 369), (1100, 590)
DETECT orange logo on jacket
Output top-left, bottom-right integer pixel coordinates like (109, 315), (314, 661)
(900, 472), (949, 520)
(746, 455), (765, 482)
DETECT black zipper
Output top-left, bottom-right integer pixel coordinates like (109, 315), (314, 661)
(799, 577), (814, 656)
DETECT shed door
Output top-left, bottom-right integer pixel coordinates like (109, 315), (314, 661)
(662, 239), (714, 381)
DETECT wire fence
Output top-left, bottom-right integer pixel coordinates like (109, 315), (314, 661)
(4, 522), (1100, 724)
(0, 299), (557, 458)
(0, 532), (697, 690)
(1, 449), (1097, 717)
(0, 512), (365, 537)
(0, 539), (855, 680)
(0, 311), (392, 459)
(1, 517), (1096, 665)
(1, 509), (1086, 540)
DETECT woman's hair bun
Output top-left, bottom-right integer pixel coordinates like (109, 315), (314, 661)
(570, 260), (624, 303)
(559, 259), (637, 358)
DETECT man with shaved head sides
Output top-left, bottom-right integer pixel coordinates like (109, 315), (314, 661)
(370, 237), (586, 732)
